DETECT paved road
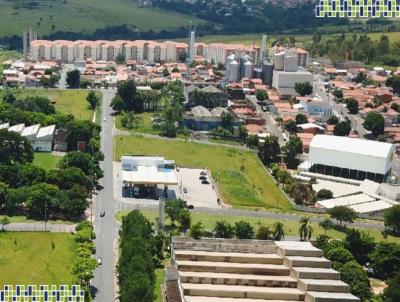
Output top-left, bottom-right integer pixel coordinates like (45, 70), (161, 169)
(92, 89), (118, 302)
(3, 222), (76, 233)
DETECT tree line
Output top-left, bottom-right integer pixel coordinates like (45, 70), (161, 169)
(118, 210), (164, 302)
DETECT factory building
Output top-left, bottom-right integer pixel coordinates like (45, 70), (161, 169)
(308, 135), (395, 183)
(272, 50), (313, 96)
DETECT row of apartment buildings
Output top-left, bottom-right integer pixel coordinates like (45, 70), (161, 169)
(30, 40), (260, 65)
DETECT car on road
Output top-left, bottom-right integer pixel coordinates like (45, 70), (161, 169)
(97, 257), (102, 265)
(183, 187), (187, 194)
(200, 171), (207, 176)
(100, 210), (105, 217)
(201, 180), (210, 185)
(103, 118), (106, 122)
(199, 175), (207, 180)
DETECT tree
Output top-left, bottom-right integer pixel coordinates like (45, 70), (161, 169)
(256, 90), (268, 102)
(346, 98), (359, 114)
(369, 242), (400, 279)
(326, 246), (355, 266)
(285, 120), (297, 134)
(295, 82), (313, 96)
(319, 218), (334, 235)
(345, 229), (375, 265)
(272, 221), (285, 241)
(340, 261), (372, 301)
(165, 198), (187, 227)
(258, 135), (281, 166)
(386, 76), (400, 94)
(178, 209), (191, 233)
(59, 151), (99, 178)
(121, 112), (143, 129)
(117, 80), (143, 112)
(328, 206), (357, 227)
(66, 69), (80, 89)
(332, 88), (343, 101)
(234, 221), (254, 239)
(0, 129), (34, 164)
(283, 136), (303, 168)
(333, 121), (351, 136)
(383, 273), (400, 302)
(256, 225), (272, 240)
(363, 112), (385, 137)
(384, 205), (400, 234)
(220, 111), (235, 130)
(327, 115), (339, 125)
(316, 189), (333, 200)
(0, 181), (8, 207)
(295, 114), (308, 125)
(86, 90), (99, 110)
(116, 53), (126, 65)
(162, 68), (170, 77)
(72, 256), (97, 286)
(213, 220), (234, 238)
(0, 216), (10, 231)
(190, 222), (204, 239)
(111, 95), (125, 113)
(299, 216), (313, 241)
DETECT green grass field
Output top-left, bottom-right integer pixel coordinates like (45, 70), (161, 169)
(115, 112), (161, 135)
(154, 268), (165, 302)
(114, 135), (292, 211)
(33, 152), (62, 171)
(0, 0), (203, 37)
(0, 88), (93, 120)
(0, 232), (77, 286)
(115, 210), (400, 244)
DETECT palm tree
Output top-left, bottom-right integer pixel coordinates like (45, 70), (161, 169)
(273, 222), (285, 241)
(307, 225), (313, 241)
(299, 216), (310, 241)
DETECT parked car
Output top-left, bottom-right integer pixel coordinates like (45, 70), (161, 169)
(97, 257), (102, 265)
(201, 180), (210, 185)
(100, 210), (105, 217)
(199, 176), (207, 180)
(200, 171), (207, 176)
(187, 205), (194, 210)
(183, 187), (187, 194)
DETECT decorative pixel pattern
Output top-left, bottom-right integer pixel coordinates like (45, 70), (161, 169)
(0, 285), (84, 302)
(316, 0), (400, 17)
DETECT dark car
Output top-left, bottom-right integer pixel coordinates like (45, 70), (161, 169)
(100, 210), (105, 217)
(199, 175), (207, 180)
(201, 180), (210, 185)
(200, 171), (207, 176)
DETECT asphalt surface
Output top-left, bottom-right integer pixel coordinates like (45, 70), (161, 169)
(92, 89), (118, 302)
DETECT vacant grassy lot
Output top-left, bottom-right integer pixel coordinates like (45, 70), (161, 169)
(33, 152), (63, 171)
(115, 112), (161, 135)
(114, 135), (292, 211)
(116, 209), (400, 244)
(0, 0), (203, 36)
(0, 89), (93, 120)
(0, 232), (77, 286)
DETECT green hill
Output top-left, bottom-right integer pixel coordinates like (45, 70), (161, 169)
(0, 0), (204, 37)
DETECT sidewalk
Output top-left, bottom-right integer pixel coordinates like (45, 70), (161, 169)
(3, 222), (76, 233)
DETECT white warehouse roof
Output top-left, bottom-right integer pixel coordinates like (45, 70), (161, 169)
(0, 123), (9, 130)
(349, 199), (396, 214)
(21, 124), (40, 138)
(309, 135), (395, 175)
(36, 125), (56, 140)
(317, 193), (375, 209)
(122, 166), (178, 185)
(8, 123), (25, 134)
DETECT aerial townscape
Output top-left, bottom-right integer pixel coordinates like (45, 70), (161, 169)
(1, 1), (400, 302)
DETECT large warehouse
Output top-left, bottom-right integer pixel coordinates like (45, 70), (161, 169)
(308, 135), (395, 183)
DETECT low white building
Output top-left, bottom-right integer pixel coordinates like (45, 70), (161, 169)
(309, 135), (395, 183)
(34, 125), (56, 152)
(21, 124), (40, 142)
(300, 97), (333, 117)
(0, 123), (9, 130)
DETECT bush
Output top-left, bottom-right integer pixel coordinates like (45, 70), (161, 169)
(340, 261), (372, 301)
(316, 189), (333, 200)
(234, 221), (254, 239)
(190, 222), (204, 240)
(213, 220), (234, 238)
(256, 226), (272, 240)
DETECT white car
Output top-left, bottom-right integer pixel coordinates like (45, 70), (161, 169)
(103, 118), (106, 122)
(97, 257), (102, 265)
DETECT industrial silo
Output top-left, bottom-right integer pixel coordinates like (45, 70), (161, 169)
(226, 53), (236, 65)
(243, 60), (254, 79)
(227, 59), (240, 82)
(262, 60), (274, 86)
(254, 67), (263, 79)
(273, 52), (284, 71)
